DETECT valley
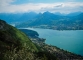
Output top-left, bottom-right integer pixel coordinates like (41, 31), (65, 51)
(0, 0), (83, 60)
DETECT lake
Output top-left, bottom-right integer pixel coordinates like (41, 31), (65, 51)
(21, 28), (83, 56)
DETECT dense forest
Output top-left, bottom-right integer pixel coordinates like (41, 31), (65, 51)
(19, 29), (39, 38)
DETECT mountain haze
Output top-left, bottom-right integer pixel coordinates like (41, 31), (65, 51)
(14, 11), (83, 30)
(0, 12), (38, 23)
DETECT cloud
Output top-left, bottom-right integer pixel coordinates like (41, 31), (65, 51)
(54, 4), (64, 7)
(39, 2), (83, 13)
(0, 0), (83, 14)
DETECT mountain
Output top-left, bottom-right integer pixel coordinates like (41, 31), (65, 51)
(0, 19), (38, 49)
(0, 19), (83, 60)
(16, 12), (83, 30)
(67, 12), (82, 16)
(77, 13), (83, 20)
(16, 11), (62, 27)
(18, 12), (38, 22)
(0, 13), (22, 23)
(54, 12), (66, 16)
(0, 19), (38, 59)
(0, 12), (38, 23)
(0, 11), (83, 30)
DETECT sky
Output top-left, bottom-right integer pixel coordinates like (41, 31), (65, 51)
(0, 0), (83, 14)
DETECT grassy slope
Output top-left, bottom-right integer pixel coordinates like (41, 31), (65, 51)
(7, 26), (38, 51)
(0, 20), (38, 59)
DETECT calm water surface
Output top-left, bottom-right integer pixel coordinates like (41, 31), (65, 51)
(23, 28), (83, 56)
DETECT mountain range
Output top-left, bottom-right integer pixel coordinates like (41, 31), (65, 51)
(0, 11), (83, 30)
(16, 11), (83, 30)
(0, 12), (37, 23)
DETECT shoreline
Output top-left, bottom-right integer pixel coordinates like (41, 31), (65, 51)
(18, 27), (83, 31)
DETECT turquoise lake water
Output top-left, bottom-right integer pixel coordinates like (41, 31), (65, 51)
(22, 28), (83, 56)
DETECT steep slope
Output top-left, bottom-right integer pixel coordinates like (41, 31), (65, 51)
(0, 19), (38, 59)
(19, 28), (83, 60)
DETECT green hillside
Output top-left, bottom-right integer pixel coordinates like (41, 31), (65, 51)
(0, 19), (38, 59)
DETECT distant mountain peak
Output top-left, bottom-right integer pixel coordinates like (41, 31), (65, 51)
(43, 11), (53, 15)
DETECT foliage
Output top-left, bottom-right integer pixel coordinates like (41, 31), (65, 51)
(19, 29), (39, 38)
(0, 20), (38, 59)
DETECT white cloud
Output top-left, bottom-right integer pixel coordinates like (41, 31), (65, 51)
(0, 1), (83, 14)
